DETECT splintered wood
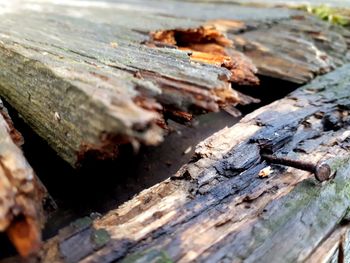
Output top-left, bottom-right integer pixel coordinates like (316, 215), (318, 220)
(0, 0), (348, 166)
(0, 101), (46, 257)
(150, 26), (260, 87)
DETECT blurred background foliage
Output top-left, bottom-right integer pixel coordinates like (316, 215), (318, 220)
(297, 5), (350, 26)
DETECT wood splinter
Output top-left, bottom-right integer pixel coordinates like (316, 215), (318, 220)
(0, 100), (47, 257)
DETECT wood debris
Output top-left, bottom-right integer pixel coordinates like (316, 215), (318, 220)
(258, 166), (273, 178)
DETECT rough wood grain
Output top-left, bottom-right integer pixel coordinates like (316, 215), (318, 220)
(1, 1), (348, 166)
(0, 100), (46, 258)
(38, 64), (350, 262)
(0, 0), (268, 166)
(231, 15), (350, 83)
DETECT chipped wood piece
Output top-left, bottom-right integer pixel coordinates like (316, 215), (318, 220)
(258, 166), (273, 178)
(40, 65), (350, 262)
(0, 99), (46, 258)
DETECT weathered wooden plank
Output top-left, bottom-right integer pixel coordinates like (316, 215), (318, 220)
(231, 15), (350, 83)
(0, 100), (46, 258)
(0, 0), (269, 166)
(38, 64), (350, 262)
(45, 0), (350, 84)
(1, 0), (349, 166)
(151, 14), (350, 84)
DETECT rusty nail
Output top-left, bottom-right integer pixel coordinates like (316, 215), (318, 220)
(261, 154), (332, 182)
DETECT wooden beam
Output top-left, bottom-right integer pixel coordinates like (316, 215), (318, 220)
(0, 1), (349, 166)
(0, 1), (269, 166)
(39, 64), (350, 262)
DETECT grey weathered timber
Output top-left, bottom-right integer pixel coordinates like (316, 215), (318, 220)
(0, 0), (349, 166)
(0, 0), (263, 166)
(0, 100), (46, 258)
(39, 64), (350, 262)
(231, 15), (350, 83)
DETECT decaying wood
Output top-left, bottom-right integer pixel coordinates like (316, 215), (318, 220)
(0, 1), (264, 166)
(0, 1), (349, 260)
(39, 63), (350, 262)
(0, 0), (348, 166)
(150, 26), (260, 87)
(0, 100), (46, 258)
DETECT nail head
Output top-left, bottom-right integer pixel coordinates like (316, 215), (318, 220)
(314, 162), (332, 182)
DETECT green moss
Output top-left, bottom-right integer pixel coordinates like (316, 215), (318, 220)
(71, 216), (92, 229)
(265, 180), (319, 228)
(122, 249), (173, 263)
(91, 229), (110, 248)
(329, 156), (350, 173)
(296, 5), (350, 26)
